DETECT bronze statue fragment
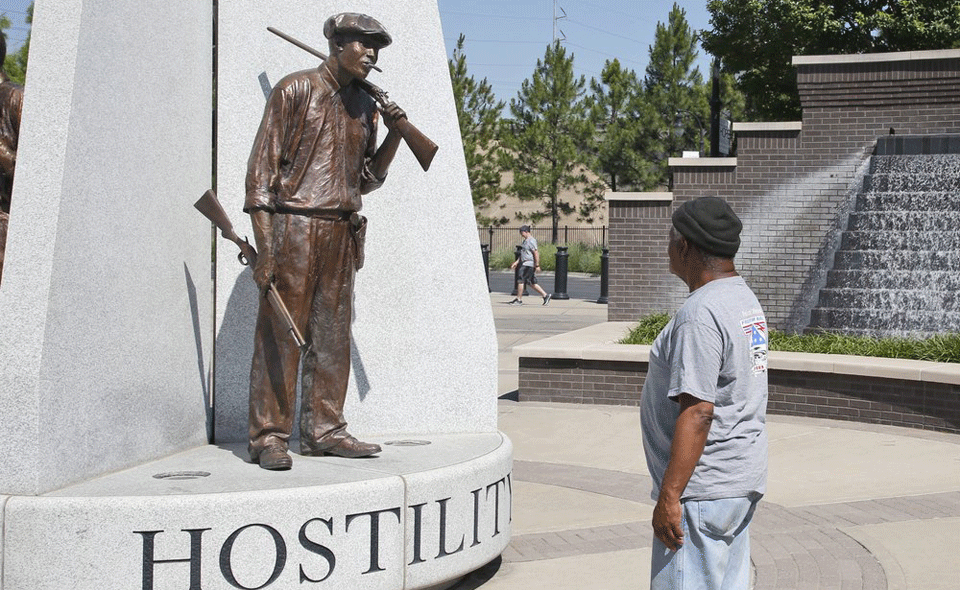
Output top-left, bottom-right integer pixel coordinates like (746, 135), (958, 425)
(267, 26), (438, 171)
(243, 13), (420, 470)
(0, 34), (24, 283)
(195, 189), (306, 347)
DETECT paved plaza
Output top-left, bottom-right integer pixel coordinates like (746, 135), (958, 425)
(454, 271), (960, 590)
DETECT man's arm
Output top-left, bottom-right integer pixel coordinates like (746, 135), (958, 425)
(0, 141), (15, 177)
(0, 86), (22, 178)
(652, 393), (714, 551)
(249, 209), (275, 294)
(368, 102), (405, 181)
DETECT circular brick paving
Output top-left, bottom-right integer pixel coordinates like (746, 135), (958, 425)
(501, 460), (960, 589)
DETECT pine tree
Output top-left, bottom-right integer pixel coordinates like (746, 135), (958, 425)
(641, 3), (709, 186)
(448, 34), (507, 225)
(585, 59), (653, 193)
(1, 2), (31, 85)
(502, 41), (594, 243)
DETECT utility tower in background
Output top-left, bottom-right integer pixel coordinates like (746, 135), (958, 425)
(553, 0), (566, 43)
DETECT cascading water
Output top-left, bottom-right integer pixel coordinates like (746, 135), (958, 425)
(808, 135), (960, 337)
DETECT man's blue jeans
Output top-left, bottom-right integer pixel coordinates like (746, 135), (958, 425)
(650, 495), (760, 590)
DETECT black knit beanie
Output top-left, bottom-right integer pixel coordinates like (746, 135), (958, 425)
(671, 196), (742, 257)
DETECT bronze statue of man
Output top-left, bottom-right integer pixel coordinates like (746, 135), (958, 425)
(0, 33), (24, 282)
(244, 13), (405, 470)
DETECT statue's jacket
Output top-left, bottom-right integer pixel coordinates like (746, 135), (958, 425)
(244, 63), (384, 216)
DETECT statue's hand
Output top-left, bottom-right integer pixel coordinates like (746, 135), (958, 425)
(253, 254), (276, 295)
(381, 102), (406, 130)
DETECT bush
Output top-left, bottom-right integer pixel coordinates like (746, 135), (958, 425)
(622, 313), (671, 344)
(537, 242), (558, 271)
(567, 243), (602, 275)
(489, 248), (516, 269)
(621, 313), (960, 364)
(488, 242), (603, 275)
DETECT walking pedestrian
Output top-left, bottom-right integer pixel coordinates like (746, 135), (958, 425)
(509, 225), (551, 306)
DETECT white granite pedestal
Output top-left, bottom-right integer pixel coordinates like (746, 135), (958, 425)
(2, 434), (511, 590)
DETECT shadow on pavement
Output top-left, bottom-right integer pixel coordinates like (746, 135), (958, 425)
(448, 556), (503, 590)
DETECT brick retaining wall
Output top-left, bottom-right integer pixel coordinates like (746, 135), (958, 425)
(515, 323), (960, 435)
(519, 356), (960, 435)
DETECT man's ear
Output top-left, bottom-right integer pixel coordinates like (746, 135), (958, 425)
(676, 235), (689, 258)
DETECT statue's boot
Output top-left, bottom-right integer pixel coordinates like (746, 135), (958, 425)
(256, 445), (293, 470)
(302, 434), (381, 458)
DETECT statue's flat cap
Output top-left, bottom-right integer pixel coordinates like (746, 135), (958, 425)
(672, 196), (742, 257)
(323, 13), (391, 48)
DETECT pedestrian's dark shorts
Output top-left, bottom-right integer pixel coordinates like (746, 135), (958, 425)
(518, 264), (538, 285)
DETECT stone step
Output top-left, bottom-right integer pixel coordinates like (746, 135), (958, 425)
(833, 249), (960, 271)
(825, 269), (960, 291)
(855, 191), (960, 212)
(840, 230), (960, 251)
(847, 210), (960, 231)
(816, 288), (957, 312)
(808, 308), (960, 334)
(864, 173), (960, 192)
(870, 154), (960, 175)
(874, 134), (960, 156)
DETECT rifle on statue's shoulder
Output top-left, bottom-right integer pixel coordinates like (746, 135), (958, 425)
(194, 189), (307, 349)
(266, 26), (439, 172)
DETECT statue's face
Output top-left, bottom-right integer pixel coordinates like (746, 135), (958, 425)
(335, 34), (379, 80)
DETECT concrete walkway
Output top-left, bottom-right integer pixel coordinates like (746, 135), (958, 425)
(452, 274), (960, 589)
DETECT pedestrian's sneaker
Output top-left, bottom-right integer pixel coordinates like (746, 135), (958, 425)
(543, 294), (552, 306)
(509, 298), (523, 305)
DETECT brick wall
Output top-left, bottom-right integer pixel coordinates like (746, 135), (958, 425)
(518, 357), (960, 434)
(768, 372), (960, 432)
(519, 357), (648, 405)
(607, 197), (686, 321)
(608, 50), (960, 331)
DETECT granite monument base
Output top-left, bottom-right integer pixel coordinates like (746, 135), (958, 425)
(1, 434), (512, 590)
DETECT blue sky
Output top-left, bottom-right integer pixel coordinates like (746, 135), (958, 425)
(438, 0), (713, 106)
(0, 0), (30, 51)
(0, 0), (713, 105)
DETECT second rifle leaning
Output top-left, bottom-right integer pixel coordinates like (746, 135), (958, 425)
(194, 189), (307, 349)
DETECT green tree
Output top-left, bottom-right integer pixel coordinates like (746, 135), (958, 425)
(502, 40), (596, 243)
(868, 1), (960, 51)
(584, 59), (652, 192)
(641, 3), (709, 187)
(702, 0), (960, 121)
(1, 2), (31, 85)
(448, 34), (507, 225)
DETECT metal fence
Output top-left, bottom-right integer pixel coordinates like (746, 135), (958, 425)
(477, 226), (607, 254)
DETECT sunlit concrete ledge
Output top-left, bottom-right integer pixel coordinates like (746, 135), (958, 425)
(731, 121), (802, 132)
(515, 322), (960, 385)
(667, 157), (738, 167)
(516, 322), (960, 433)
(793, 48), (960, 65)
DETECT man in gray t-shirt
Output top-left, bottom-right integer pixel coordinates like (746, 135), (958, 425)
(640, 196), (768, 590)
(509, 225), (551, 305)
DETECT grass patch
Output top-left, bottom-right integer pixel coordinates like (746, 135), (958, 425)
(621, 314), (960, 364)
(489, 243), (603, 275)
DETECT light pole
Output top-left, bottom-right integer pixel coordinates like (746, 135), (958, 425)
(674, 109), (705, 156)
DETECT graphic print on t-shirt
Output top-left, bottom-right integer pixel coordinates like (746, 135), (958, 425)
(740, 313), (768, 375)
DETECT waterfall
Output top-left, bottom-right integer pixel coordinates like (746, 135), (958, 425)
(808, 135), (960, 337)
